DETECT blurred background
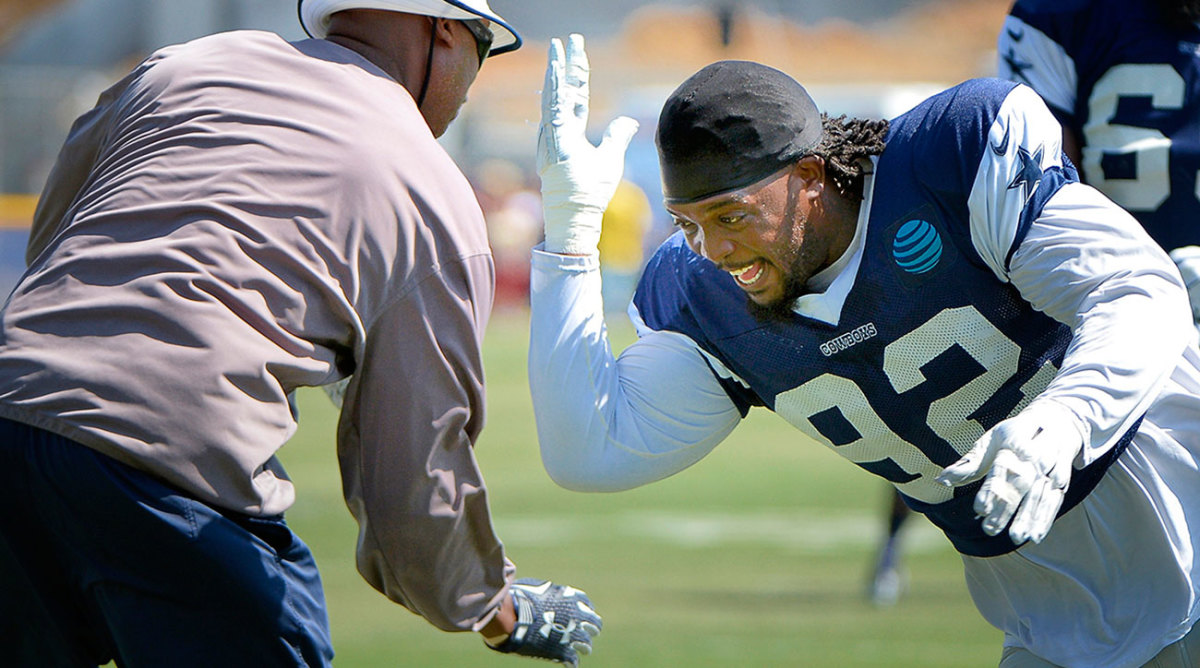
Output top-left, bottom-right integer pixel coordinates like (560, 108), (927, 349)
(0, 0), (1009, 304)
(0, 1), (1015, 665)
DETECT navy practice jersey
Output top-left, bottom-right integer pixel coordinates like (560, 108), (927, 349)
(632, 79), (1136, 557)
(999, 0), (1200, 251)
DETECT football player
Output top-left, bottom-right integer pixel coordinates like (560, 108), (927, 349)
(529, 34), (1200, 666)
(869, 0), (1200, 613)
(0, 2), (601, 666)
(998, 0), (1200, 325)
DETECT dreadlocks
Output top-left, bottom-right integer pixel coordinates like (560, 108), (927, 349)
(812, 114), (890, 202)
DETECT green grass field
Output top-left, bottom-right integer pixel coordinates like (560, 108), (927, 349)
(278, 308), (1002, 667)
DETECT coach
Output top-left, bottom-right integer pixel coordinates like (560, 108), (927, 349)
(0, 2), (601, 666)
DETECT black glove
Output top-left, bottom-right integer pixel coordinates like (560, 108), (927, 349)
(486, 578), (602, 666)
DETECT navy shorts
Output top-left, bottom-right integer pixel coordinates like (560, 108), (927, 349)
(0, 417), (334, 667)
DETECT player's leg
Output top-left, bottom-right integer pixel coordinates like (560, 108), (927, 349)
(1142, 620), (1200, 668)
(0, 419), (116, 665)
(867, 487), (911, 606)
(84, 442), (334, 667)
(0, 417), (335, 667)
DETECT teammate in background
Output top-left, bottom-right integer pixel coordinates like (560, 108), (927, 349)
(599, 179), (653, 313)
(868, 0), (1200, 610)
(530, 35), (1200, 666)
(865, 487), (911, 606)
(0, 2), (601, 666)
(998, 0), (1200, 327)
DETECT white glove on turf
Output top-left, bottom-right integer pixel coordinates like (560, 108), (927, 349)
(935, 401), (1085, 546)
(537, 34), (639, 255)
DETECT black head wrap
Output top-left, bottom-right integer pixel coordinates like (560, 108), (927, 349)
(656, 60), (823, 204)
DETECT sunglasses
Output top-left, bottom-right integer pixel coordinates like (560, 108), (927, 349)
(461, 19), (494, 68)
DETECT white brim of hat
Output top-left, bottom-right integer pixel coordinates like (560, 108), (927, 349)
(299, 0), (521, 55)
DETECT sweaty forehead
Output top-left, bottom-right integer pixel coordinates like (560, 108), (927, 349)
(667, 193), (745, 219)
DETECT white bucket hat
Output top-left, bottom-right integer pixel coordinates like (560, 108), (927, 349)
(298, 0), (521, 56)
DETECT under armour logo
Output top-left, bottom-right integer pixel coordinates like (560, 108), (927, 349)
(538, 611), (576, 644)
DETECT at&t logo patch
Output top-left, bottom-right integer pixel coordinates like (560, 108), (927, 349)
(892, 219), (943, 274)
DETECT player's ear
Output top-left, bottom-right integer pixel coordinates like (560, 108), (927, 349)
(432, 17), (457, 48)
(789, 155), (826, 198)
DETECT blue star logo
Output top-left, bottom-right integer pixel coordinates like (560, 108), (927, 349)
(1008, 143), (1044, 201)
(1002, 47), (1033, 84)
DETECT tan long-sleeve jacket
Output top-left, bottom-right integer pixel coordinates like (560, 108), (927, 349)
(0, 29), (512, 632)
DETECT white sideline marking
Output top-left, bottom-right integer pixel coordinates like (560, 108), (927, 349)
(497, 509), (948, 554)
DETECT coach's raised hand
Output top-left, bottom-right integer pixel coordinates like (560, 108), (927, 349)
(537, 34), (638, 255)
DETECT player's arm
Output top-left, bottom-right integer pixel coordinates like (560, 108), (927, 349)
(337, 252), (510, 631)
(530, 249), (742, 490)
(942, 179), (1192, 545)
(967, 85), (1189, 464)
(529, 35), (742, 492)
(1007, 182), (1190, 450)
(339, 252), (601, 665)
(996, 8), (1082, 167)
(939, 85), (1192, 544)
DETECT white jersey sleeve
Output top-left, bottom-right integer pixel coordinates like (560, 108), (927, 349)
(527, 248), (741, 491)
(966, 84), (1195, 467)
(966, 84), (1066, 279)
(1007, 183), (1195, 465)
(997, 14), (1077, 116)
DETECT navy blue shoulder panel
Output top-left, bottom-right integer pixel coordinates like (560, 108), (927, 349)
(886, 78), (1021, 212)
(880, 78), (1023, 268)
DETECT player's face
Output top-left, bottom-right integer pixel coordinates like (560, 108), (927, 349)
(667, 159), (836, 314)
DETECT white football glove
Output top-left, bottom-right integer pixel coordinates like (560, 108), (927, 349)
(935, 401), (1085, 546)
(537, 34), (639, 255)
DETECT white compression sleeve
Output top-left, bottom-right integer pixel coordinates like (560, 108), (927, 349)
(1005, 182), (1194, 465)
(527, 246), (742, 491)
